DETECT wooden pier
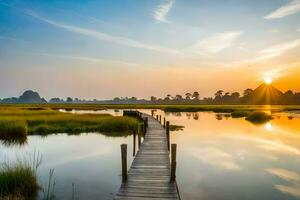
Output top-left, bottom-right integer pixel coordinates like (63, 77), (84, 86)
(115, 112), (180, 200)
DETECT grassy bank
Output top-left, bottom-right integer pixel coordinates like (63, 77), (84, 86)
(0, 155), (41, 199)
(1, 104), (300, 112)
(245, 111), (273, 124)
(0, 107), (140, 140)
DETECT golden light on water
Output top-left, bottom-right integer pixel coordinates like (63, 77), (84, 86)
(265, 122), (272, 131)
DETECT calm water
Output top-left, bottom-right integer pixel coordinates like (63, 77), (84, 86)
(1, 109), (300, 199)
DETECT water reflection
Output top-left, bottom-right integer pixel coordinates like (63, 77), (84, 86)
(150, 110), (300, 200)
(0, 136), (27, 147)
(1, 109), (300, 200)
(265, 122), (272, 131)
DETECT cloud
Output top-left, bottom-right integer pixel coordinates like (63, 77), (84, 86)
(232, 38), (300, 65)
(265, 0), (300, 19)
(266, 168), (300, 182)
(192, 147), (241, 171)
(259, 38), (300, 59)
(38, 53), (140, 67)
(153, 0), (174, 23)
(227, 135), (300, 156)
(190, 31), (242, 55)
(275, 184), (300, 198)
(25, 10), (180, 55)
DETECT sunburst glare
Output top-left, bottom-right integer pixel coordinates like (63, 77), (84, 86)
(265, 122), (272, 131)
(264, 78), (272, 85)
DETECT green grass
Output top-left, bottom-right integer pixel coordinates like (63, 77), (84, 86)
(245, 111), (273, 124)
(0, 107), (140, 140)
(169, 125), (185, 131)
(0, 121), (27, 138)
(0, 154), (41, 199)
(1, 104), (300, 112)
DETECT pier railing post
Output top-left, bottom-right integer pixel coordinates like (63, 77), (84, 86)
(163, 117), (166, 128)
(166, 121), (170, 151)
(133, 131), (136, 156)
(141, 123), (144, 136)
(159, 115), (161, 123)
(156, 115), (159, 120)
(170, 144), (177, 182)
(144, 117), (148, 134)
(121, 144), (127, 182)
(138, 134), (141, 148)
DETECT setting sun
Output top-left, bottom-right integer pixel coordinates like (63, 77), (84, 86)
(264, 78), (272, 85)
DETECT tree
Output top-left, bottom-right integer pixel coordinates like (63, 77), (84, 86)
(243, 88), (253, 97)
(231, 92), (240, 99)
(185, 93), (192, 100)
(192, 91), (200, 100)
(150, 96), (157, 102)
(66, 97), (73, 102)
(130, 97), (137, 101)
(230, 92), (240, 103)
(165, 94), (173, 101)
(214, 90), (224, 98)
(174, 94), (183, 101)
(214, 90), (224, 103)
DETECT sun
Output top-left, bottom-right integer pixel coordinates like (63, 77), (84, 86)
(264, 78), (272, 85)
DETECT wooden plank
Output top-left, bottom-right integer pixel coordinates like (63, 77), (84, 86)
(114, 113), (180, 200)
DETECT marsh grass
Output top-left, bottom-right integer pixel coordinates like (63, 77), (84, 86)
(245, 111), (273, 124)
(42, 169), (55, 200)
(0, 153), (42, 199)
(231, 110), (251, 118)
(0, 121), (27, 138)
(169, 125), (185, 131)
(0, 107), (140, 139)
(2, 104), (299, 112)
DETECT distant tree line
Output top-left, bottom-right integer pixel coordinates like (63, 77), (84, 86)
(1, 84), (300, 105)
(109, 85), (300, 105)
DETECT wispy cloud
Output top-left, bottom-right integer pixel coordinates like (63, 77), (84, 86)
(231, 38), (300, 65)
(192, 147), (241, 171)
(275, 184), (300, 198)
(190, 31), (242, 55)
(259, 38), (300, 59)
(265, 0), (300, 19)
(266, 168), (300, 182)
(25, 10), (179, 55)
(39, 53), (140, 67)
(266, 168), (300, 198)
(153, 0), (174, 23)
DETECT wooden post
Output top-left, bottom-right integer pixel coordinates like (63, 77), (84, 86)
(159, 115), (161, 123)
(166, 121), (170, 151)
(163, 117), (166, 128)
(151, 110), (154, 117)
(170, 144), (177, 182)
(133, 131), (136, 156)
(156, 115), (159, 120)
(138, 134), (141, 148)
(121, 144), (127, 182)
(144, 117), (148, 134)
(141, 123), (144, 136)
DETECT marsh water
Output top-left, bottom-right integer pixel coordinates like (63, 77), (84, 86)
(1, 109), (300, 200)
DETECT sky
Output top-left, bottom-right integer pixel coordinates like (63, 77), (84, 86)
(0, 0), (300, 100)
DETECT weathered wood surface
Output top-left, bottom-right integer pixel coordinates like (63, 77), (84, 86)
(114, 113), (179, 200)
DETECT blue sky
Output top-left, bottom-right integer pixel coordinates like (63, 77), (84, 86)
(0, 0), (300, 99)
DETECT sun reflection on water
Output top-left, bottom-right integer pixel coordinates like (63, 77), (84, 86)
(265, 122), (272, 131)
